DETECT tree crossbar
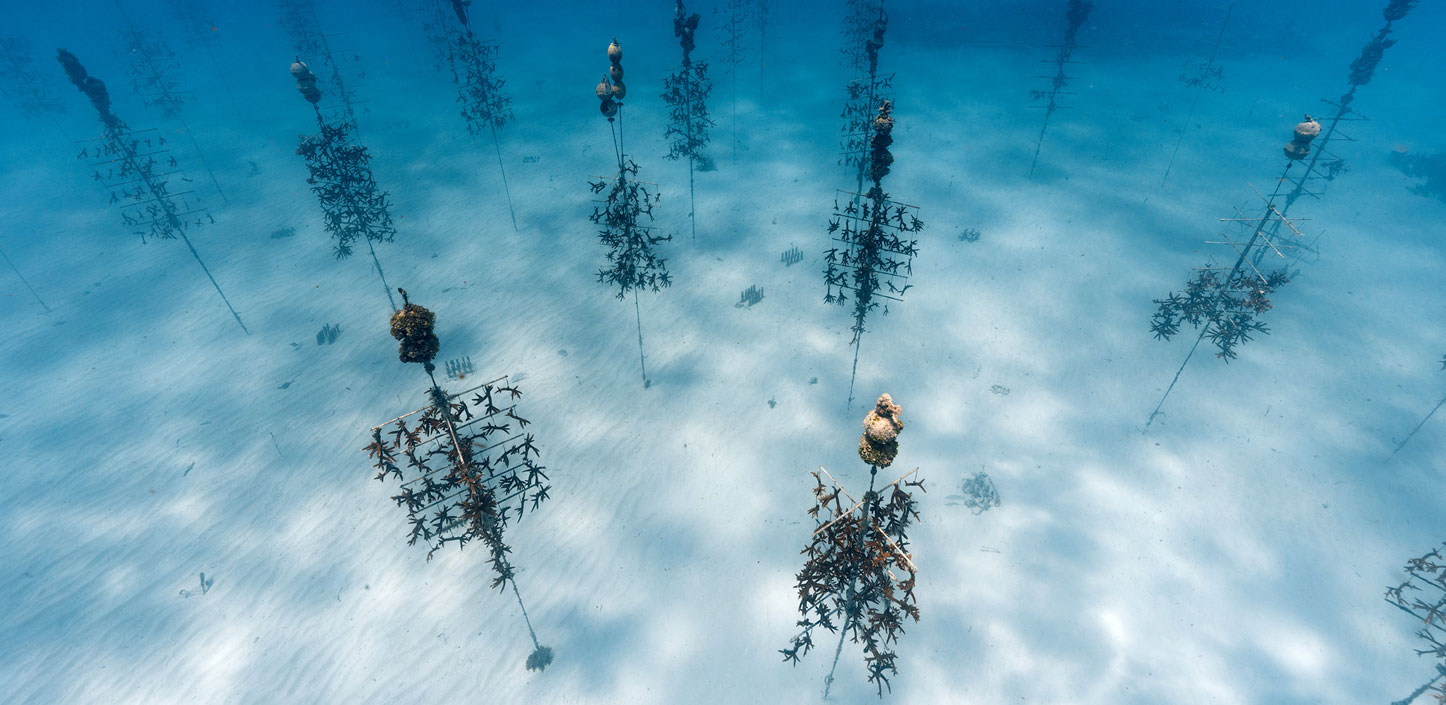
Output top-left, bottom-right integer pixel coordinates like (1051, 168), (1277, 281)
(812, 466), (921, 573)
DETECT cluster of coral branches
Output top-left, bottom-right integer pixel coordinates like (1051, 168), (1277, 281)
(365, 378), (551, 585)
(117, 25), (192, 119)
(451, 33), (513, 135)
(782, 468), (923, 696)
(296, 121), (396, 259)
(0, 36), (65, 118)
(1150, 265), (1290, 361)
(589, 160), (674, 298)
(1386, 541), (1446, 704)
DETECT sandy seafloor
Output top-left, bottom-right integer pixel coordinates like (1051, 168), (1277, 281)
(1, 0), (1443, 703)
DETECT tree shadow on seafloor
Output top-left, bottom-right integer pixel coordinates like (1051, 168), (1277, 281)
(1390, 150), (1446, 203)
(546, 604), (645, 689)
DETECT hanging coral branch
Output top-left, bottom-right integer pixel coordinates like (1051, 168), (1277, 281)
(290, 59), (398, 312)
(58, 48), (246, 334)
(662, 0), (714, 242)
(365, 289), (554, 672)
(1028, 0), (1093, 176)
(782, 394), (924, 698)
(824, 101), (922, 408)
(591, 39), (674, 388)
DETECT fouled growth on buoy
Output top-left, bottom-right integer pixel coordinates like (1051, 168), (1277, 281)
(857, 393), (903, 467)
(1283, 115), (1321, 160)
(389, 289), (439, 371)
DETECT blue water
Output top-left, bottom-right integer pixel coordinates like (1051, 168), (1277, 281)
(1, 1), (1443, 703)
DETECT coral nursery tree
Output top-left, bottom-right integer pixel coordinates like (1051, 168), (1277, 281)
(1261, 0), (1422, 250)
(1144, 0), (1423, 429)
(1144, 116), (1318, 429)
(365, 289), (554, 672)
(824, 100), (923, 409)
(782, 394), (925, 698)
(57, 48), (247, 333)
(113, 3), (228, 203)
(289, 58), (399, 312)
(164, 0), (243, 117)
(1160, 3), (1233, 187)
(661, 0), (714, 242)
(591, 39), (674, 388)
(1028, 0), (1093, 176)
(715, 0), (753, 161)
(1385, 541), (1446, 705)
(440, 0), (518, 230)
(276, 0), (362, 124)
